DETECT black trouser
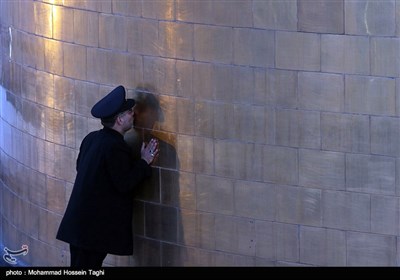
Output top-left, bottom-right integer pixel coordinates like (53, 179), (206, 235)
(69, 244), (107, 268)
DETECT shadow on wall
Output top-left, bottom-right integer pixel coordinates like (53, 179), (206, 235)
(124, 86), (184, 266)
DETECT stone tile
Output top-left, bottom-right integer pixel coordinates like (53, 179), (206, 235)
(371, 195), (399, 235)
(160, 169), (181, 207)
(397, 0), (400, 37)
(346, 153), (396, 195)
(29, 170), (47, 208)
(345, 75), (396, 116)
(63, 43), (86, 80)
(44, 39), (63, 76)
(34, 1), (52, 38)
(53, 145), (76, 183)
(26, 204), (40, 241)
(73, 9), (99, 47)
(234, 28), (274, 68)
(177, 0), (252, 27)
(74, 80), (100, 117)
(298, 0), (344, 34)
(243, 144), (264, 182)
(321, 112), (370, 153)
(35, 71), (54, 109)
(157, 94), (177, 133)
(322, 34), (369, 75)
(64, 113), (75, 149)
(215, 141), (246, 179)
(133, 236), (161, 266)
(45, 108), (65, 145)
(397, 158), (400, 197)
(276, 31), (320, 71)
(347, 232), (396, 266)
(371, 37), (400, 77)
(194, 25), (233, 64)
(176, 60), (193, 98)
(256, 221), (299, 262)
(64, 0), (111, 13)
(22, 100), (41, 137)
(22, 33), (45, 70)
(112, 0), (141, 17)
(158, 21), (194, 60)
(322, 191), (370, 231)
(397, 237), (400, 266)
(397, 78), (400, 116)
(371, 116), (400, 157)
(233, 67), (256, 104)
(193, 136), (214, 175)
(300, 226), (346, 266)
(234, 180), (275, 220)
(235, 104), (266, 143)
(192, 62), (215, 101)
(213, 65), (236, 103)
(143, 57), (177, 96)
(176, 135), (193, 173)
(19, 0), (35, 33)
(266, 69), (298, 109)
(53, 76), (75, 114)
(177, 172), (196, 210)
(129, 18), (159, 56)
(253, 0), (297, 31)
(10, 30), (22, 64)
(276, 185), (322, 226)
(99, 14), (127, 51)
(215, 215), (256, 256)
(196, 175), (234, 215)
(345, 0), (395, 36)
(214, 102), (235, 140)
(86, 48), (107, 84)
(298, 72), (344, 112)
(194, 101), (214, 138)
(178, 210), (215, 250)
(263, 145), (298, 185)
(142, 0), (174, 20)
(53, 6), (74, 42)
(299, 149), (345, 191)
(144, 204), (178, 243)
(275, 109), (320, 149)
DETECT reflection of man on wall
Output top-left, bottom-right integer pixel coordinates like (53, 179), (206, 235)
(125, 87), (179, 170)
(125, 87), (163, 160)
(124, 87), (183, 266)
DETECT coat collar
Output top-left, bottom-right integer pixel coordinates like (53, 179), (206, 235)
(102, 126), (124, 139)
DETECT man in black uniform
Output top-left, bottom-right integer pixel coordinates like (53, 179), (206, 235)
(56, 85), (159, 268)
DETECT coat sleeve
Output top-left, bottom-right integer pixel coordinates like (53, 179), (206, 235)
(76, 132), (95, 172)
(105, 140), (152, 193)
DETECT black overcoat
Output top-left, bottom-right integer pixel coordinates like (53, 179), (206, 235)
(56, 127), (151, 255)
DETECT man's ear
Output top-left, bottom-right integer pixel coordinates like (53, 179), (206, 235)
(116, 115), (123, 126)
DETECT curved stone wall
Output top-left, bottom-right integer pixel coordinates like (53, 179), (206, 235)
(1, 0), (400, 266)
